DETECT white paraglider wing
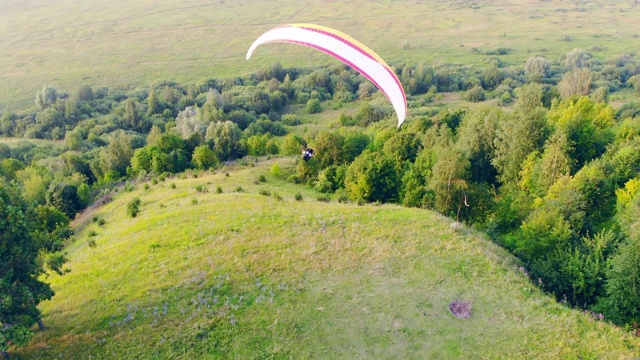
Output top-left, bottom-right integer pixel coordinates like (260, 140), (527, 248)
(246, 24), (407, 127)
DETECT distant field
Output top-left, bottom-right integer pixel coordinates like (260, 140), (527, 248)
(16, 159), (640, 358)
(1, 0), (639, 109)
(0, 137), (63, 148)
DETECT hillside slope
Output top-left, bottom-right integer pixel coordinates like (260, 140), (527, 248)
(19, 160), (640, 359)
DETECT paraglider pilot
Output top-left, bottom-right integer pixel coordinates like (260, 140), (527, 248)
(302, 147), (314, 161)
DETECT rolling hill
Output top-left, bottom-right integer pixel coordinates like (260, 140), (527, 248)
(17, 159), (640, 359)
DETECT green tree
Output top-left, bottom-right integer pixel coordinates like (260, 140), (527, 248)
(281, 133), (304, 156)
(0, 144), (10, 161)
(341, 131), (371, 163)
(0, 184), (55, 353)
(102, 130), (134, 177)
(64, 129), (84, 151)
(548, 97), (614, 169)
(559, 69), (593, 99)
(344, 150), (399, 203)
(35, 85), (58, 110)
(382, 131), (422, 172)
(565, 48), (588, 69)
(15, 165), (53, 204)
(175, 106), (206, 139)
(45, 182), (82, 218)
(400, 148), (437, 209)
(456, 105), (502, 184)
(191, 145), (220, 170)
(0, 158), (25, 182)
(147, 87), (159, 116)
(429, 147), (470, 218)
(146, 125), (162, 147)
(462, 85), (485, 102)
(538, 130), (573, 191)
(525, 56), (550, 82)
(306, 98), (321, 114)
(205, 121), (244, 161)
(246, 134), (269, 156)
(76, 84), (94, 102)
(492, 88), (548, 184)
(314, 132), (345, 168)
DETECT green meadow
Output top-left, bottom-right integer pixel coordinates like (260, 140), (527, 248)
(2, 0), (639, 108)
(17, 159), (640, 359)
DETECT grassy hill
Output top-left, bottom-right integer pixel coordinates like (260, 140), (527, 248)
(16, 158), (640, 359)
(2, 0), (640, 109)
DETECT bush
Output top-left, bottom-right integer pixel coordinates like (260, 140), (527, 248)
(234, 186), (244, 193)
(170, 183), (176, 189)
(273, 192), (283, 201)
(195, 184), (207, 193)
(216, 186), (223, 194)
(317, 195), (331, 203)
(259, 189), (271, 196)
(127, 198), (141, 218)
(281, 114), (301, 126)
(258, 175), (267, 182)
(306, 98), (322, 114)
(463, 85), (485, 102)
(295, 192), (303, 201)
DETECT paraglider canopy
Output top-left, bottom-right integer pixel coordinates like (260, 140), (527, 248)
(246, 23), (407, 127)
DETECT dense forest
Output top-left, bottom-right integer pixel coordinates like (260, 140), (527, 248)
(2, 48), (640, 351)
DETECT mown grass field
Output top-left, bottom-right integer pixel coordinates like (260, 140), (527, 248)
(1, 0), (639, 109)
(15, 159), (640, 359)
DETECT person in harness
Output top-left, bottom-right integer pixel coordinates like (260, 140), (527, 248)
(302, 147), (315, 161)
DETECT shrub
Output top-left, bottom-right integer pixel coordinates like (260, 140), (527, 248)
(97, 218), (106, 226)
(281, 114), (301, 126)
(87, 238), (97, 248)
(306, 98), (322, 114)
(216, 186), (223, 194)
(259, 189), (271, 196)
(144, 184), (150, 190)
(88, 230), (97, 237)
(127, 198), (141, 218)
(317, 195), (331, 203)
(191, 199), (198, 205)
(295, 192), (303, 201)
(273, 192), (283, 201)
(463, 85), (485, 102)
(170, 183), (176, 189)
(258, 175), (267, 182)
(235, 186), (244, 193)
(195, 184), (207, 193)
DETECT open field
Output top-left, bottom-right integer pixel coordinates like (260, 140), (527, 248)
(15, 159), (640, 359)
(2, 0), (640, 109)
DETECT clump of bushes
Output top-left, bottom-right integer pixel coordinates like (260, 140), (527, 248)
(127, 198), (141, 218)
(259, 189), (271, 196)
